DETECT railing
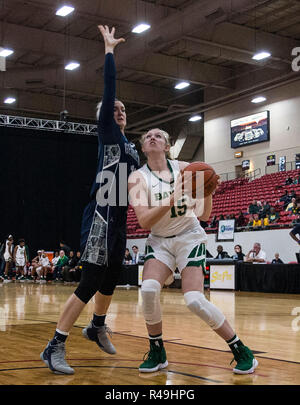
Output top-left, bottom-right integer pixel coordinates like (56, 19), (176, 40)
(265, 161), (298, 174)
(219, 168), (261, 182)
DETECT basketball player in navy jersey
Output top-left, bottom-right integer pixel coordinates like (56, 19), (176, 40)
(41, 25), (140, 374)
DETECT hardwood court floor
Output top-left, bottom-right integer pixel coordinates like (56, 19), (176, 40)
(0, 282), (300, 385)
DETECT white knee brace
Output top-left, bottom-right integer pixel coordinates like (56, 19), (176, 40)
(141, 279), (162, 325)
(184, 291), (225, 330)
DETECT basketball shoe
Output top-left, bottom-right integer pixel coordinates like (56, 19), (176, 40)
(40, 341), (74, 375)
(82, 321), (116, 354)
(139, 341), (168, 373)
(231, 345), (258, 374)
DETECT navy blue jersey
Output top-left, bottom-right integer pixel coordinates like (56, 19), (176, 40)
(80, 53), (140, 266)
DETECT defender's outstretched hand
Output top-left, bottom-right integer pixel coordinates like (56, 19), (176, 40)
(98, 25), (125, 52)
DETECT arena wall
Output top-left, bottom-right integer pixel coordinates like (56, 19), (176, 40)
(203, 80), (300, 176)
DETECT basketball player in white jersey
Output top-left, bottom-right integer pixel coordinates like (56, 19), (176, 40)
(13, 239), (27, 282)
(128, 128), (258, 375)
(3, 235), (14, 283)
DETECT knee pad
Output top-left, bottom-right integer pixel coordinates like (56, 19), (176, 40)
(184, 291), (225, 330)
(141, 279), (161, 325)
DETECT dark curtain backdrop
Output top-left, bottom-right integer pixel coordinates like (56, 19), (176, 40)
(0, 126), (98, 259)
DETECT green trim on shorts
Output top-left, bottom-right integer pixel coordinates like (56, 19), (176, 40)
(186, 242), (207, 275)
(144, 254), (156, 262)
(186, 258), (207, 275)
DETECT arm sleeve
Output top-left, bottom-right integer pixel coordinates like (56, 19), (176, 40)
(97, 53), (119, 144)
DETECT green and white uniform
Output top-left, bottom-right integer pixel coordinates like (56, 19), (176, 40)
(138, 159), (207, 273)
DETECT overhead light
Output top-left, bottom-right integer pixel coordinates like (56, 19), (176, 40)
(4, 97), (16, 104)
(251, 96), (266, 103)
(132, 23), (151, 34)
(175, 81), (190, 90)
(65, 62), (80, 70)
(252, 51), (271, 61)
(0, 48), (14, 57)
(56, 5), (75, 17)
(189, 115), (202, 122)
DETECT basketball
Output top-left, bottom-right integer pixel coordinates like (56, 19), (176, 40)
(182, 161), (219, 198)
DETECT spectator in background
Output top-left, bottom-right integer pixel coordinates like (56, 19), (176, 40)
(59, 241), (71, 257)
(269, 207), (280, 224)
(39, 251), (52, 283)
(294, 174), (300, 185)
(246, 215), (254, 228)
(131, 245), (140, 264)
(271, 253), (283, 264)
(215, 245), (230, 259)
(30, 250), (42, 281)
(278, 190), (290, 209)
(53, 250), (69, 281)
(288, 202), (299, 216)
(285, 176), (293, 185)
(62, 251), (78, 283)
(245, 243), (267, 263)
(248, 199), (260, 215)
(219, 214), (225, 221)
(252, 214), (262, 228)
(68, 251), (82, 283)
(123, 248), (132, 264)
(286, 198), (296, 211)
(231, 245), (245, 261)
(50, 251), (60, 271)
(260, 201), (271, 219)
(289, 190), (297, 200)
(209, 216), (218, 228)
(263, 214), (270, 227)
(236, 211), (247, 228)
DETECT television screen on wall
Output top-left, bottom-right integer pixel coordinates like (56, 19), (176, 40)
(230, 110), (270, 149)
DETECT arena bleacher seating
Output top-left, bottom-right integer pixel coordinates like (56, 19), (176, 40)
(126, 169), (300, 238)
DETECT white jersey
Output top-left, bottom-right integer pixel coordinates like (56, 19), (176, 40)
(41, 256), (50, 266)
(4, 240), (12, 256)
(138, 159), (206, 240)
(15, 245), (26, 261)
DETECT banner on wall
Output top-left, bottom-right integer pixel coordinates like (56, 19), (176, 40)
(266, 154), (276, 166)
(279, 156), (286, 172)
(217, 219), (235, 241)
(242, 160), (250, 171)
(296, 154), (300, 170)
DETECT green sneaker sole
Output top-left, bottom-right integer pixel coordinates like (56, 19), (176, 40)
(139, 360), (168, 373)
(233, 358), (258, 374)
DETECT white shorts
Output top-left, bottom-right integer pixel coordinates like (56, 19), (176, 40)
(144, 230), (207, 274)
(16, 258), (25, 267)
(36, 266), (42, 276)
(4, 253), (12, 262)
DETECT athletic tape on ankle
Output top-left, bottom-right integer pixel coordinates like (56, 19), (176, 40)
(183, 291), (225, 330)
(141, 279), (162, 325)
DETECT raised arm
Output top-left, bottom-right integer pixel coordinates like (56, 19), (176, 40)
(97, 25), (125, 134)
